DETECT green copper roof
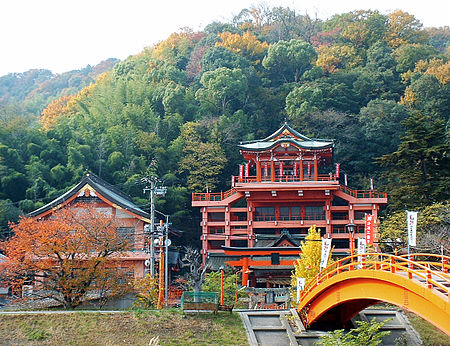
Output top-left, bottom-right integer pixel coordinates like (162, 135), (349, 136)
(238, 123), (334, 151)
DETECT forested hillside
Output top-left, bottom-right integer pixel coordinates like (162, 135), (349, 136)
(0, 58), (119, 114)
(0, 7), (448, 246)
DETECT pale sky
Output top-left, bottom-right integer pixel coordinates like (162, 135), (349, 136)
(0, 0), (448, 76)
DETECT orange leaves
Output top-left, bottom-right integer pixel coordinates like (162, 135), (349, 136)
(0, 204), (131, 308)
(41, 95), (73, 130)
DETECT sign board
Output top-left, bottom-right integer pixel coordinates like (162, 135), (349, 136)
(320, 238), (332, 269)
(155, 187), (167, 196)
(407, 211), (418, 247)
(365, 214), (374, 245)
(357, 238), (366, 266)
(296, 277), (305, 304)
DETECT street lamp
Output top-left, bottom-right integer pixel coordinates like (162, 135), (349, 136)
(346, 223), (356, 258)
(219, 266), (225, 306)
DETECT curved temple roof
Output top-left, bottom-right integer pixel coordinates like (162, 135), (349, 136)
(238, 123), (334, 152)
(28, 172), (150, 220)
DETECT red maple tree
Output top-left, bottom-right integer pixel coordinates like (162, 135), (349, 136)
(1, 205), (132, 308)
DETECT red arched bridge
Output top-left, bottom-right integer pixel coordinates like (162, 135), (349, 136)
(297, 253), (450, 335)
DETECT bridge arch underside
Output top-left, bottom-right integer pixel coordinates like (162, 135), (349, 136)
(301, 272), (449, 335)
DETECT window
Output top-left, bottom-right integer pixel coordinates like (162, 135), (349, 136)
(291, 207), (301, 220)
(230, 240), (248, 247)
(304, 206), (325, 220)
(332, 225), (346, 234)
(208, 212), (225, 221)
(279, 207), (289, 221)
(231, 212), (247, 221)
(209, 228), (224, 234)
(332, 212), (348, 220)
(355, 211), (371, 220)
(208, 240), (225, 250)
(117, 227), (135, 251)
(255, 207), (275, 221)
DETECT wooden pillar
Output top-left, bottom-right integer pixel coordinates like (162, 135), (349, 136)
(271, 160), (275, 182)
(256, 160), (261, 182)
(300, 159), (304, 181)
(314, 156), (318, 181)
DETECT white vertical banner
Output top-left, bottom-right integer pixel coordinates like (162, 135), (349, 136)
(407, 211), (418, 247)
(320, 238), (332, 269)
(357, 238), (366, 264)
(296, 277), (305, 304)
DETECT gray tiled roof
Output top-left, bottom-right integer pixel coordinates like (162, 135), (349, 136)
(28, 173), (150, 220)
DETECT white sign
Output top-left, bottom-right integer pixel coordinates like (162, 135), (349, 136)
(296, 277), (305, 304)
(357, 238), (366, 265)
(320, 238), (332, 269)
(407, 211), (418, 247)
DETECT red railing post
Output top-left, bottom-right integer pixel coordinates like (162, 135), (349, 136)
(390, 257), (396, 273)
(426, 270), (432, 289)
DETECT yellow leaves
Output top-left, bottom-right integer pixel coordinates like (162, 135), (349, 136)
(153, 29), (201, 62)
(132, 274), (159, 308)
(385, 10), (425, 48)
(342, 22), (371, 48)
(216, 31), (269, 64)
(41, 95), (74, 130)
(291, 225), (322, 286)
(422, 59), (450, 84)
(400, 87), (417, 106)
(316, 45), (362, 74)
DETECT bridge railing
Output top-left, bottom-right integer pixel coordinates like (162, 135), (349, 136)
(299, 253), (450, 305)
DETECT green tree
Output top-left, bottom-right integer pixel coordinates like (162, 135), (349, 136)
(378, 113), (449, 209)
(195, 67), (248, 115)
(202, 268), (239, 305)
(262, 39), (317, 84)
(393, 44), (439, 73)
(379, 202), (449, 254)
(179, 122), (227, 192)
(317, 318), (391, 346)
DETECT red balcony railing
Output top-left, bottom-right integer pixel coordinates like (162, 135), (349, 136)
(232, 174), (337, 185)
(192, 188), (238, 202)
(338, 185), (387, 199)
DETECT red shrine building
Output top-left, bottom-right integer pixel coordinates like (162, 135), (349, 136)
(29, 173), (151, 279)
(192, 124), (387, 287)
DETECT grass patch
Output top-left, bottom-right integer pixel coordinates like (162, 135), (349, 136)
(0, 310), (248, 345)
(405, 312), (450, 346)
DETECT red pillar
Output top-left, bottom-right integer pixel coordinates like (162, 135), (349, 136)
(300, 160), (304, 181)
(256, 160), (261, 182)
(314, 156), (318, 181)
(271, 160), (275, 182)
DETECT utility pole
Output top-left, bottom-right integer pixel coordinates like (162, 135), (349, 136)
(165, 214), (169, 308)
(142, 176), (166, 277)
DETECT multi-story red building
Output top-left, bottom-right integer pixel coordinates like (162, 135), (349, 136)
(192, 124), (387, 287)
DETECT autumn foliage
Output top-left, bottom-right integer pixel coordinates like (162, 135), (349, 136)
(0, 205), (131, 308)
